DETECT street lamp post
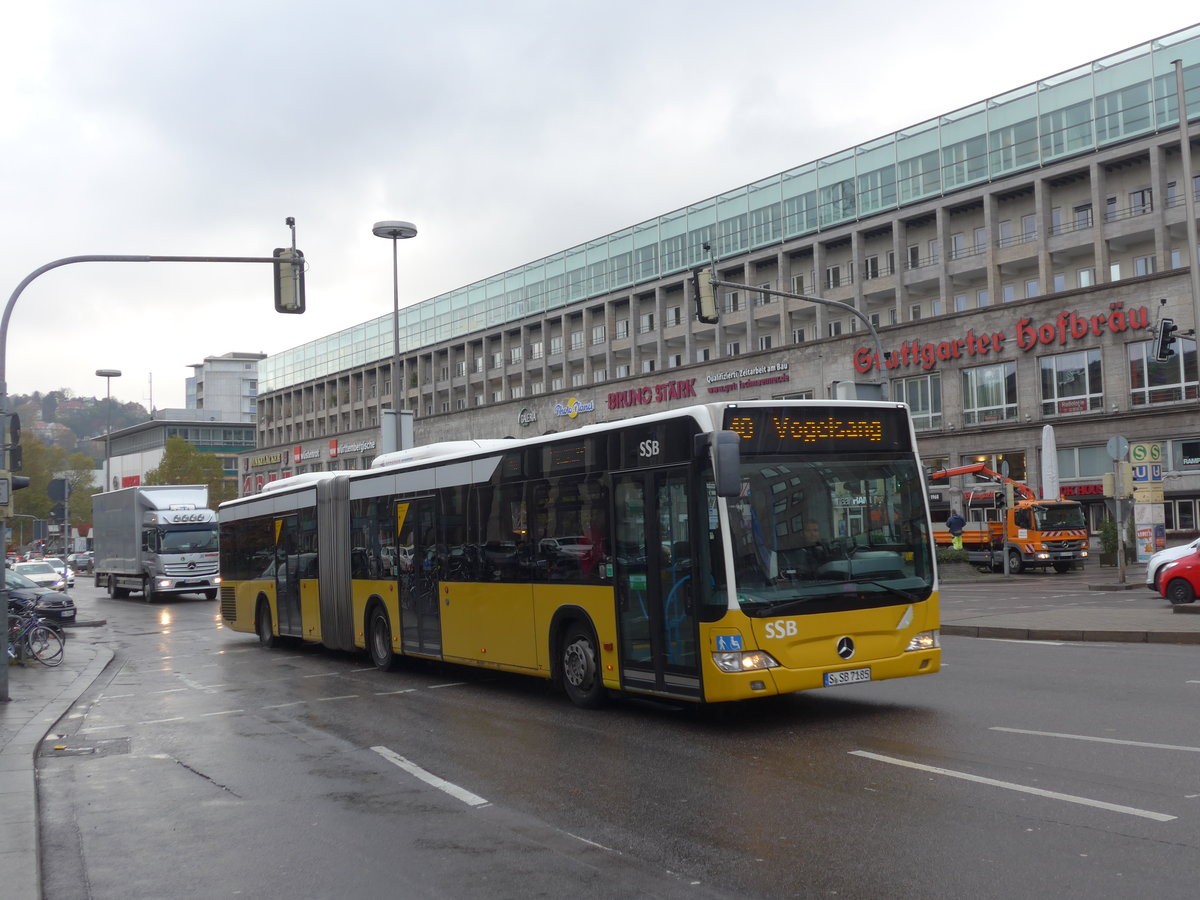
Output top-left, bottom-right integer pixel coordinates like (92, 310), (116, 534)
(372, 221), (418, 453)
(96, 368), (121, 491)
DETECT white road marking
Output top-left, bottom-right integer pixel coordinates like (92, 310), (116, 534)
(991, 726), (1200, 753)
(372, 746), (489, 807)
(202, 709), (245, 717)
(376, 689), (417, 695)
(315, 694), (359, 702)
(850, 750), (1176, 822)
(429, 682), (467, 689)
(138, 717), (186, 726)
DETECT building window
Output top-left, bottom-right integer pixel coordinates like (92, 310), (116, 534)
(1002, 284), (1016, 303)
(550, 336), (563, 355)
(665, 306), (681, 326)
(757, 282), (772, 304)
(668, 354), (683, 368)
(1134, 255), (1156, 277)
(1078, 268), (1095, 288)
(1025, 279), (1039, 299)
(1021, 214), (1037, 242)
(529, 341), (543, 360)
(894, 373), (942, 430)
(950, 233), (966, 259)
(696, 348), (711, 362)
(792, 327), (806, 344)
(962, 362), (1017, 425)
(826, 265), (841, 289)
(639, 313), (655, 333)
(726, 341), (741, 356)
(931, 299), (944, 316)
(591, 324), (606, 345)
(641, 359), (656, 373)
(758, 335), (772, 351)
(907, 245), (920, 269)
(909, 305), (921, 321)
(491, 352), (503, 369)
(827, 321), (842, 337)
(571, 373), (585, 387)
(616, 364), (630, 378)
(864, 255), (880, 279)
(725, 291), (741, 313)
(551, 376), (564, 391)
(954, 294), (968, 312)
(1130, 188), (1152, 216)
(1128, 337), (1198, 406)
(1040, 349), (1102, 416)
(511, 386), (524, 399)
(1074, 204), (1093, 230)
(510, 347), (523, 364)
(570, 331), (584, 350)
(1110, 262), (1121, 281)
(593, 368), (607, 382)
(615, 320), (630, 339)
(792, 273), (806, 294)
(1052, 273), (1066, 292)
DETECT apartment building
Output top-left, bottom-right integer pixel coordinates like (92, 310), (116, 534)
(248, 26), (1200, 534)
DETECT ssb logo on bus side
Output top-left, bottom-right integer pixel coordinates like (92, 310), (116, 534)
(639, 439), (660, 458)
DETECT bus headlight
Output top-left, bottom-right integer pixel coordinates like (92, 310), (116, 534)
(712, 650), (780, 673)
(905, 630), (940, 652)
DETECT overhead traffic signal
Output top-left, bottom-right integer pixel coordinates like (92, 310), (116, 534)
(692, 267), (718, 324)
(1154, 317), (1178, 361)
(273, 247), (306, 314)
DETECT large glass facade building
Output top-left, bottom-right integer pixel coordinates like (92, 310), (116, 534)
(250, 25), (1200, 536)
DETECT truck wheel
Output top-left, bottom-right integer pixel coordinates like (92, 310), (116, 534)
(143, 578), (158, 603)
(107, 575), (129, 600)
(1007, 549), (1024, 575)
(1053, 562), (1072, 574)
(204, 590), (217, 600)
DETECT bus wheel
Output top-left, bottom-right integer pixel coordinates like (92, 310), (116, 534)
(1166, 578), (1196, 605)
(368, 605), (398, 671)
(561, 621), (606, 709)
(256, 599), (279, 648)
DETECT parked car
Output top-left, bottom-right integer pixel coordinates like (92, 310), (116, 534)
(1157, 551), (1200, 605)
(43, 556), (76, 588)
(13, 560), (67, 591)
(5, 567), (76, 622)
(1145, 536), (1200, 591)
(67, 551), (94, 574)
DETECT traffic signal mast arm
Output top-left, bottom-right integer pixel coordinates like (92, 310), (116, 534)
(693, 261), (890, 400)
(928, 463), (1038, 501)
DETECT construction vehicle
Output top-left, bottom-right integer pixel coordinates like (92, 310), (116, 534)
(929, 464), (1089, 573)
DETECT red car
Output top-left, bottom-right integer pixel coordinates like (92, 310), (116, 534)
(1157, 550), (1200, 605)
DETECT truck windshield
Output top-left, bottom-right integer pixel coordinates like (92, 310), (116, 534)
(158, 526), (219, 553)
(723, 457), (933, 612)
(1034, 504), (1086, 530)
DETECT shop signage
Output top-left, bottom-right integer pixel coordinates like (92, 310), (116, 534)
(329, 439), (377, 458)
(853, 303), (1150, 374)
(292, 445), (321, 464)
(1182, 440), (1200, 467)
(249, 452), (283, 467)
(554, 397), (595, 418)
(518, 407), (537, 427)
(607, 378), (697, 410)
(1060, 483), (1104, 497)
(705, 363), (790, 395)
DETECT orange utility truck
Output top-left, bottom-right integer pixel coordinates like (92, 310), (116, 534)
(930, 464), (1089, 573)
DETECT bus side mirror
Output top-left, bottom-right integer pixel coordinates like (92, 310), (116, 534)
(696, 431), (742, 498)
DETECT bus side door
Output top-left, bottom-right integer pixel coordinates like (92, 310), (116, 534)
(397, 496), (442, 656)
(274, 515), (302, 637)
(613, 468), (701, 699)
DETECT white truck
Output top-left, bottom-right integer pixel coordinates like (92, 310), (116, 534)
(93, 485), (220, 601)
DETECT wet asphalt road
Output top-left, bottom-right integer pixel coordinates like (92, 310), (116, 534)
(37, 582), (1200, 899)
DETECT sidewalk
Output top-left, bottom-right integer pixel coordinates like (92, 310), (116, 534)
(938, 557), (1200, 644)
(1, 569), (1198, 899)
(0, 631), (112, 900)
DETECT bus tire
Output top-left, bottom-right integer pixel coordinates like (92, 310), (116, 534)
(256, 598), (279, 648)
(367, 604), (398, 671)
(1165, 578), (1196, 605)
(560, 620), (607, 709)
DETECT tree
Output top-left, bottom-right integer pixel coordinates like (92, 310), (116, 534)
(10, 436), (97, 542)
(143, 436), (237, 505)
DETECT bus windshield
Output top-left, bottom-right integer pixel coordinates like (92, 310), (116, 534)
(723, 457), (933, 612)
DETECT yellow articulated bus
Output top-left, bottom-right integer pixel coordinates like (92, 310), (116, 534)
(218, 400), (940, 707)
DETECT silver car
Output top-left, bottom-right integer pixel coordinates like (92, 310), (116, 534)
(1145, 536), (1200, 591)
(13, 560), (67, 591)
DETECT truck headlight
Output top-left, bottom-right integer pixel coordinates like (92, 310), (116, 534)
(905, 630), (940, 652)
(712, 650), (780, 673)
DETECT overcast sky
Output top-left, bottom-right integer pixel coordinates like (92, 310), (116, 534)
(2, 1), (1197, 412)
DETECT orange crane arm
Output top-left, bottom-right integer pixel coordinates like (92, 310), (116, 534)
(929, 463), (1037, 500)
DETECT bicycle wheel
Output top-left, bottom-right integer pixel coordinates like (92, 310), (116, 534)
(25, 624), (64, 667)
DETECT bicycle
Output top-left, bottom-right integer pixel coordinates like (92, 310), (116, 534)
(7, 600), (65, 667)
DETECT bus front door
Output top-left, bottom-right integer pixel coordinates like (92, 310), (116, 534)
(397, 496), (441, 656)
(613, 470), (701, 699)
(274, 515), (302, 638)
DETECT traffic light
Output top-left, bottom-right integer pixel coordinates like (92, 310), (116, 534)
(1154, 317), (1178, 361)
(0, 472), (30, 518)
(3, 411), (21, 471)
(692, 267), (718, 324)
(273, 247), (306, 314)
